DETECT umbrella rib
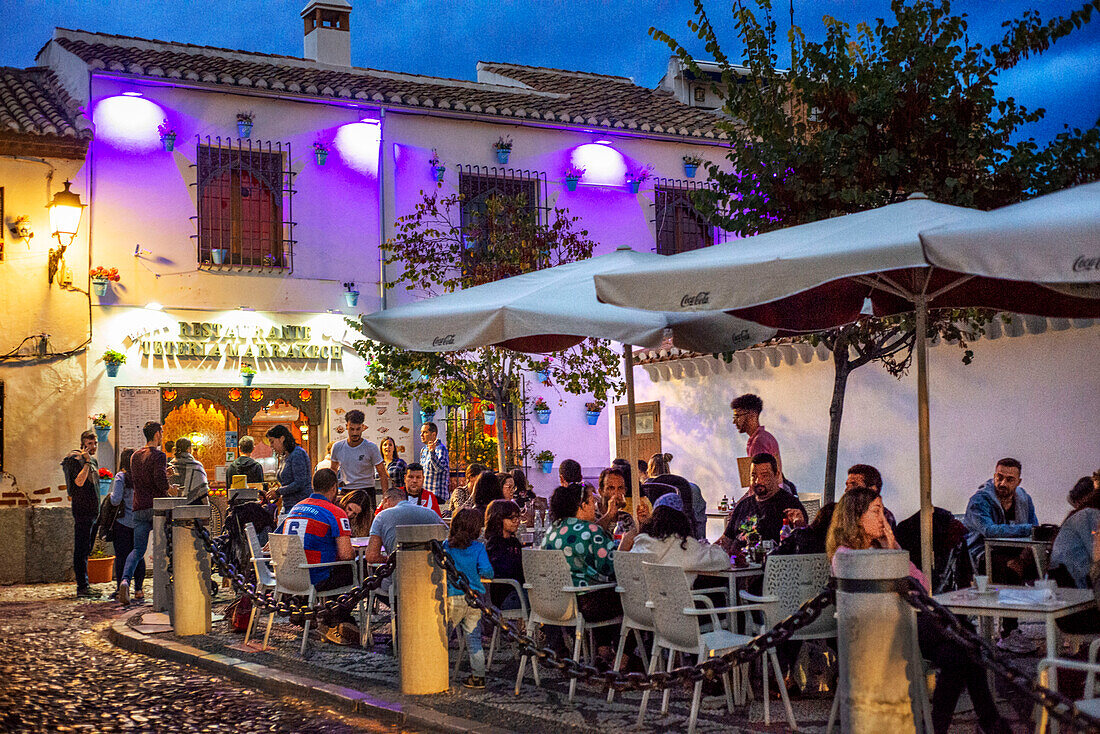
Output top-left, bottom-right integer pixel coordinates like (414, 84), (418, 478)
(927, 274), (975, 302)
(853, 274), (915, 301)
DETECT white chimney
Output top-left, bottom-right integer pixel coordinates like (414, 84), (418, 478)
(301, 0), (352, 66)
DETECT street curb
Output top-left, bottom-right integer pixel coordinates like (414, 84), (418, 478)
(105, 611), (513, 734)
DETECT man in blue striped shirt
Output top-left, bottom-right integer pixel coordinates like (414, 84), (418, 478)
(419, 422), (450, 505)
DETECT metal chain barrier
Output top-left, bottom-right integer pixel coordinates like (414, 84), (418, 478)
(429, 539), (835, 692)
(191, 520), (397, 622)
(902, 578), (1100, 733)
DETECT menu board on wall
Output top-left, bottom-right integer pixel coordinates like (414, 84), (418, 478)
(329, 390), (415, 461)
(115, 387), (162, 453)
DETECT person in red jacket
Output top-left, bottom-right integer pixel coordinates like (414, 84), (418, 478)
(118, 421), (170, 605)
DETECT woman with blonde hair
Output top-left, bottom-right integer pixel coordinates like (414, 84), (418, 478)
(827, 488), (1010, 734)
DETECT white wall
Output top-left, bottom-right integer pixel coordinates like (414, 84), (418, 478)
(625, 323), (1100, 525)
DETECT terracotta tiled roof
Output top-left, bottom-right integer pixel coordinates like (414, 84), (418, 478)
(45, 28), (728, 141)
(0, 66), (91, 140)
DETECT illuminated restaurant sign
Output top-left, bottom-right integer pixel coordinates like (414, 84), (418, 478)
(138, 321), (342, 361)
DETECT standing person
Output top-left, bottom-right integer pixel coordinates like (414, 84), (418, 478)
(108, 449), (146, 602)
(730, 394), (781, 467)
(330, 410), (388, 516)
(443, 508), (494, 688)
(170, 437), (209, 502)
(419, 421), (450, 506)
(61, 430), (102, 598)
(225, 435), (265, 488)
(119, 421), (171, 606)
(828, 488), (1011, 734)
(381, 436), (407, 490)
(264, 425), (312, 518)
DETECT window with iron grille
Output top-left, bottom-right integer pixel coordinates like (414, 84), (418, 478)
(653, 179), (717, 255)
(457, 165), (548, 285)
(192, 137), (296, 272)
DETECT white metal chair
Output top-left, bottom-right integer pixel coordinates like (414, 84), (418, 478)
(608, 551), (657, 703)
(1036, 638), (1100, 734)
(514, 548), (623, 702)
(263, 533), (358, 656)
(740, 552), (835, 729)
(800, 494), (822, 525)
(640, 561), (786, 734)
(242, 522), (275, 648)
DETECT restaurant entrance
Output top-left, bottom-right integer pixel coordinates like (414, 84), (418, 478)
(614, 401), (661, 465)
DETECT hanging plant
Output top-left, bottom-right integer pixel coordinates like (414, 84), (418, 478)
(157, 119), (177, 152)
(563, 165), (586, 191)
(237, 111), (254, 138)
(532, 396), (551, 424)
(343, 281), (360, 307)
(91, 413), (112, 442)
(493, 135), (513, 164)
(90, 266), (120, 296)
(584, 400), (605, 425)
(102, 348), (126, 377)
(313, 140), (329, 166)
(240, 362), (256, 386)
(534, 449), (555, 473)
(682, 155), (703, 178)
(625, 165), (652, 194)
(429, 149), (445, 182)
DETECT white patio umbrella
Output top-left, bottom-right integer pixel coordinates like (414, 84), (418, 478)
(595, 189), (1100, 578)
(357, 245), (777, 520)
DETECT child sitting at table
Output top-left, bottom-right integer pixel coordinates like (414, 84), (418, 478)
(444, 508), (494, 689)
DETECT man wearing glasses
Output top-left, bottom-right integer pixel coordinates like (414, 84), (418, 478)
(730, 393), (781, 473)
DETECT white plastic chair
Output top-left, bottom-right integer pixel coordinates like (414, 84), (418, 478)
(263, 533), (358, 656)
(364, 566), (398, 654)
(740, 552), (835, 729)
(514, 548), (623, 702)
(1036, 638), (1100, 734)
(641, 561), (787, 734)
(484, 578), (529, 669)
(242, 522), (275, 648)
(608, 551), (657, 703)
(800, 494), (822, 525)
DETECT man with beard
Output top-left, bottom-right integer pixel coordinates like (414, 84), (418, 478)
(718, 453), (805, 554)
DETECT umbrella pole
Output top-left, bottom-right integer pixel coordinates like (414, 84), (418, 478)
(623, 344), (641, 524)
(915, 295), (933, 581)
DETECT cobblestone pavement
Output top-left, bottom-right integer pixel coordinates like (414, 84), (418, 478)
(0, 582), (423, 733)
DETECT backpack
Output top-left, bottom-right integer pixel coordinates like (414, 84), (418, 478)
(96, 491), (123, 540)
(224, 595), (253, 633)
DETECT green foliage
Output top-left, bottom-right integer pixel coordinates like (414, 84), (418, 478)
(534, 449), (555, 463)
(101, 349), (126, 365)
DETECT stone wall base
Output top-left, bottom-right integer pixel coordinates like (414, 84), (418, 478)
(0, 507), (75, 585)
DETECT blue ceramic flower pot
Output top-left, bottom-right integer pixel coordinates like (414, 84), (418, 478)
(105, 363), (120, 377)
(534, 409), (551, 424)
(535, 370), (549, 383)
(585, 410), (600, 425)
(237, 120), (253, 138)
(315, 149), (328, 166)
(433, 166), (445, 182)
(98, 477), (112, 498)
(483, 410), (496, 426)
(628, 181), (640, 194)
(92, 279), (108, 296)
(540, 461), (553, 474)
(496, 148), (510, 164)
(162, 134), (176, 152)
(684, 163), (698, 178)
(564, 177), (579, 191)
(420, 410), (436, 424)
(95, 427), (110, 443)
(343, 291), (359, 308)
(241, 373), (254, 386)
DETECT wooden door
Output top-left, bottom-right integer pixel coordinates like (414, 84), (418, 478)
(614, 401), (661, 465)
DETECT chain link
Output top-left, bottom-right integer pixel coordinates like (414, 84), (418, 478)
(428, 539), (835, 691)
(191, 520), (396, 622)
(902, 578), (1100, 733)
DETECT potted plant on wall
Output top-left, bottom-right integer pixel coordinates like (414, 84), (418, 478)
(682, 155), (703, 178)
(237, 111), (254, 138)
(493, 135), (513, 164)
(313, 140), (329, 166)
(419, 396), (438, 424)
(90, 266), (120, 296)
(482, 403), (497, 426)
(532, 397), (551, 424)
(87, 535), (115, 584)
(158, 119), (176, 152)
(343, 282), (360, 308)
(534, 358), (551, 384)
(563, 165), (586, 191)
(240, 363), (257, 386)
(625, 165), (652, 194)
(584, 400), (604, 425)
(535, 449), (555, 474)
(102, 348), (126, 377)
(91, 413), (112, 443)
(97, 467), (114, 498)
(429, 149), (445, 182)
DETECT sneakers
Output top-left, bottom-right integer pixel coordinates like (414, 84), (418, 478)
(462, 675), (486, 689)
(997, 628), (1037, 654)
(117, 580), (130, 606)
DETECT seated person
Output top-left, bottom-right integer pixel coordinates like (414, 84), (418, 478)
(718, 453), (805, 554)
(622, 494), (729, 584)
(895, 507), (972, 593)
(364, 485), (446, 565)
(1066, 475), (1096, 516)
(773, 502), (837, 556)
(844, 464), (896, 529)
(448, 463), (485, 516)
(597, 467), (651, 536)
(385, 462), (442, 517)
(338, 489), (372, 537)
(541, 482), (622, 664)
(643, 452), (701, 539)
(484, 499), (524, 609)
(1050, 484), (1100, 634)
(275, 468), (354, 636)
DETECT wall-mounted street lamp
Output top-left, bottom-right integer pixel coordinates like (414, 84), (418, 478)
(47, 180), (86, 285)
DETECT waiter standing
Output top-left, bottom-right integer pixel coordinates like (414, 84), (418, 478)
(331, 409), (388, 517)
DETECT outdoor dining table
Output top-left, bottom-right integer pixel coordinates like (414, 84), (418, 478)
(984, 537), (1054, 579)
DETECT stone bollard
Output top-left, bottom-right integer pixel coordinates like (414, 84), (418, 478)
(153, 497), (187, 613)
(395, 523), (449, 695)
(170, 503), (212, 636)
(834, 548), (918, 734)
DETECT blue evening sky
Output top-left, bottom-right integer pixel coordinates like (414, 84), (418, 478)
(5, 0), (1098, 144)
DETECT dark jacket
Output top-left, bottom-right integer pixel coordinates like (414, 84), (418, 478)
(61, 453), (99, 518)
(723, 489), (806, 546)
(226, 455), (265, 488)
(130, 446), (171, 512)
(644, 474), (701, 538)
(277, 445), (312, 510)
(486, 535), (524, 608)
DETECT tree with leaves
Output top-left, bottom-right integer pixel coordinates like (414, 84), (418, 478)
(655, 0), (1099, 500)
(349, 190), (623, 472)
